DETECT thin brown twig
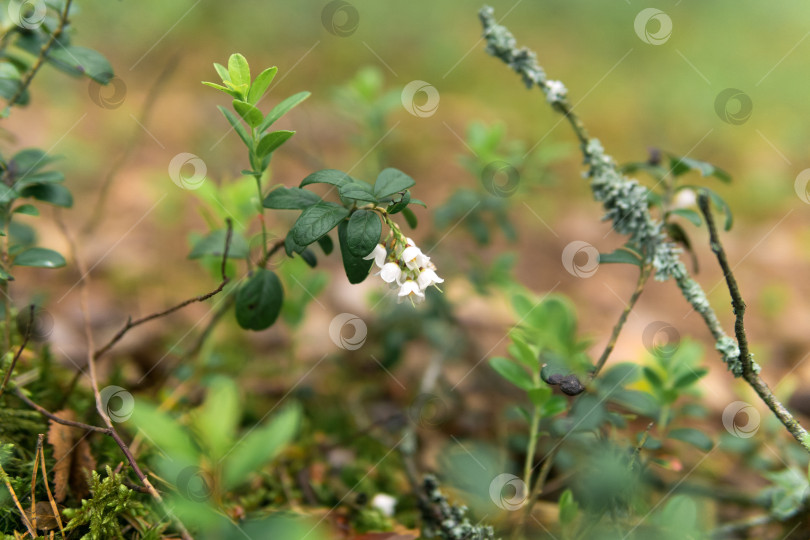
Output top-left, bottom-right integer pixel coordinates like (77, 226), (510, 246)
(6, 0), (73, 109)
(14, 387), (109, 433)
(30, 434), (39, 531)
(0, 461), (36, 537)
(37, 434), (65, 537)
(0, 304), (34, 400)
(697, 192), (810, 451)
(520, 264), (651, 531)
(93, 218), (233, 361)
(56, 210), (195, 540)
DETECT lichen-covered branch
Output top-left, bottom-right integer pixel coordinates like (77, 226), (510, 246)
(698, 193), (810, 451)
(478, 6), (809, 451)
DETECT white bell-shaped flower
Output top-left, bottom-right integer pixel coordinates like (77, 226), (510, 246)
(378, 262), (402, 284)
(363, 243), (387, 268)
(398, 279), (425, 304)
(417, 268), (444, 290)
(401, 246), (424, 270)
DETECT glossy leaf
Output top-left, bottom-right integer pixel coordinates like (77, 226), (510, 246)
(256, 130), (294, 157)
(402, 207), (418, 229)
(235, 269), (284, 331)
(13, 247), (66, 268)
(317, 235), (333, 255)
(374, 168), (415, 199)
(291, 202), (349, 246)
(227, 53), (250, 88)
(338, 221), (372, 284)
(20, 184), (72, 207)
(47, 46), (114, 84)
(263, 186), (320, 210)
(339, 181), (378, 204)
(346, 210), (382, 257)
(300, 169), (355, 188)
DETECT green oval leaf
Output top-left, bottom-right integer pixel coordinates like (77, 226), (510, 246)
(47, 46), (114, 84)
(233, 100), (263, 128)
(668, 427), (713, 452)
(256, 130), (295, 157)
(227, 53), (250, 88)
(263, 186), (321, 210)
(669, 208), (702, 227)
(598, 247), (642, 266)
(373, 168), (415, 199)
(338, 221), (372, 284)
(346, 210), (382, 257)
(339, 181), (378, 204)
(291, 202), (349, 246)
(247, 66), (278, 104)
(235, 269), (284, 331)
(20, 184), (72, 208)
(300, 169), (355, 188)
(13, 247), (66, 268)
(258, 91), (311, 133)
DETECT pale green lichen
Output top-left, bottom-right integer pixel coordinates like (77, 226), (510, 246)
(479, 5), (762, 377)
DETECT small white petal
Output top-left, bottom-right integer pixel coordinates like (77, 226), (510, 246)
(401, 246), (422, 270)
(378, 262), (402, 284)
(417, 268), (444, 290)
(363, 243), (387, 268)
(371, 493), (397, 517)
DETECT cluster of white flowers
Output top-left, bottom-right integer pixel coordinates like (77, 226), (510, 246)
(364, 237), (443, 304)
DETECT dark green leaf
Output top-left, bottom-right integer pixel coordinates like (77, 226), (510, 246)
(599, 247), (642, 266)
(284, 231), (305, 256)
(489, 357), (534, 390)
(13, 247), (65, 268)
(339, 182), (378, 204)
(15, 170), (64, 189)
(256, 130), (294, 157)
(317, 235), (333, 255)
(189, 229), (249, 259)
(300, 169), (354, 188)
(373, 168), (415, 199)
(11, 148), (57, 176)
(669, 208), (702, 227)
(247, 66), (278, 104)
(402, 207), (417, 229)
(338, 221), (372, 284)
(235, 269), (284, 331)
(217, 106), (251, 148)
(668, 427), (713, 451)
(20, 184), (72, 207)
(643, 367), (664, 391)
(668, 154), (731, 183)
(46, 46), (113, 84)
(258, 91), (311, 133)
(619, 162), (668, 179)
(346, 210), (382, 257)
(387, 190), (411, 214)
(263, 186), (320, 210)
(291, 202), (349, 246)
(702, 187), (733, 231)
(300, 249), (317, 268)
(232, 100), (263, 128)
(12, 204), (38, 216)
